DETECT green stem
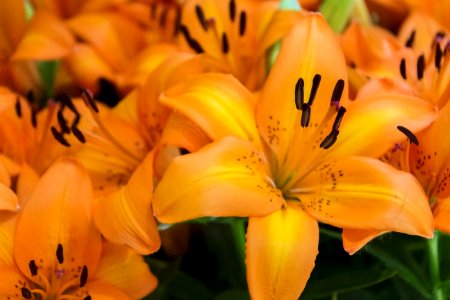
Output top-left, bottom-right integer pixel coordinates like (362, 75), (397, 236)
(428, 232), (445, 300)
(229, 220), (247, 268)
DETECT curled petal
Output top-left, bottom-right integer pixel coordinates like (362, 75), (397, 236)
(342, 228), (386, 255)
(153, 136), (283, 223)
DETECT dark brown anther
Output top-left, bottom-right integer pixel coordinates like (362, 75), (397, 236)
(57, 94), (78, 114)
(417, 54), (425, 80)
(405, 30), (416, 48)
(435, 44), (443, 71)
(72, 113), (81, 128)
(15, 97), (22, 118)
(222, 32), (229, 54)
(294, 78), (304, 110)
(397, 125), (419, 145)
(320, 130), (339, 149)
(57, 109), (70, 134)
(239, 11), (246, 36)
(80, 265), (88, 287)
(195, 5), (208, 31)
(31, 106), (37, 128)
(51, 127), (71, 147)
(179, 25), (204, 53)
(159, 8), (168, 27)
(56, 243), (64, 264)
(71, 125), (86, 144)
(173, 9), (182, 35)
(434, 31), (446, 44)
(445, 41), (450, 55)
(80, 89), (99, 113)
(84, 296), (92, 300)
(308, 74), (321, 106)
(229, 0), (236, 22)
(150, 3), (157, 19)
(29, 260), (38, 276)
(332, 106), (346, 131)
(300, 103), (311, 128)
(26, 90), (35, 104)
(21, 287), (32, 299)
(400, 58), (407, 80)
(331, 79), (345, 105)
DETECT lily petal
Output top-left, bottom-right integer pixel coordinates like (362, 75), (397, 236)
(257, 13), (348, 164)
(14, 158), (102, 281)
(246, 201), (319, 300)
(12, 11), (75, 60)
(160, 73), (260, 144)
(0, 266), (28, 297)
(93, 152), (161, 255)
(296, 156), (433, 237)
(153, 136), (283, 223)
(93, 242), (157, 299)
(0, 214), (16, 266)
(87, 281), (131, 300)
(330, 93), (437, 158)
(434, 197), (450, 234)
(0, 184), (18, 212)
(342, 228), (386, 255)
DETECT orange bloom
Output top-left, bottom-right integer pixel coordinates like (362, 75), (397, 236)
(0, 158), (156, 299)
(153, 14), (436, 299)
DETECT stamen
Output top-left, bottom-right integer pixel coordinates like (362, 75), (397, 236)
(331, 79), (345, 106)
(57, 109), (70, 134)
(71, 125), (86, 144)
(80, 265), (88, 287)
(56, 94), (78, 114)
(84, 296), (92, 300)
(308, 74), (321, 106)
(435, 44), (443, 71)
(159, 8), (168, 27)
(80, 89), (99, 113)
(239, 11), (246, 36)
(397, 125), (419, 145)
(56, 243), (64, 264)
(229, 0), (236, 22)
(29, 260), (38, 276)
(434, 31), (446, 44)
(222, 32), (229, 54)
(332, 106), (346, 131)
(195, 5), (208, 31)
(21, 287), (32, 299)
(400, 58), (407, 80)
(51, 127), (71, 147)
(417, 54), (425, 80)
(179, 25), (204, 53)
(300, 103), (311, 128)
(173, 9), (182, 35)
(294, 78), (304, 110)
(320, 130), (339, 149)
(150, 3), (157, 19)
(26, 90), (35, 104)
(31, 106), (37, 128)
(15, 97), (22, 118)
(405, 30), (416, 48)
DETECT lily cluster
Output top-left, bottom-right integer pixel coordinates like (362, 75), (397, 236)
(0, 0), (449, 299)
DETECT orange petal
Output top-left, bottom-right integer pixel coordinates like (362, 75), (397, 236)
(153, 136), (283, 223)
(92, 242), (157, 299)
(342, 228), (386, 255)
(0, 214), (17, 267)
(65, 43), (115, 92)
(16, 164), (40, 208)
(257, 13), (348, 164)
(87, 281), (131, 300)
(296, 156), (433, 238)
(160, 73), (260, 144)
(12, 11), (75, 60)
(434, 197), (450, 234)
(246, 202), (319, 300)
(14, 158), (102, 281)
(0, 184), (18, 212)
(0, 0), (26, 58)
(330, 92), (437, 158)
(160, 112), (212, 153)
(93, 152), (161, 255)
(0, 266), (28, 297)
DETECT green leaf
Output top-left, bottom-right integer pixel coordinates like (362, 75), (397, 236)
(214, 289), (250, 300)
(37, 60), (59, 106)
(301, 268), (396, 299)
(319, 0), (355, 32)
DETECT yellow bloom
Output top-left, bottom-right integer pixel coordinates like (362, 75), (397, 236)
(0, 158), (156, 299)
(153, 13), (436, 299)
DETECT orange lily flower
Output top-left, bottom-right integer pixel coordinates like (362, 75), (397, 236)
(153, 14), (436, 298)
(176, 0), (303, 90)
(0, 158), (156, 299)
